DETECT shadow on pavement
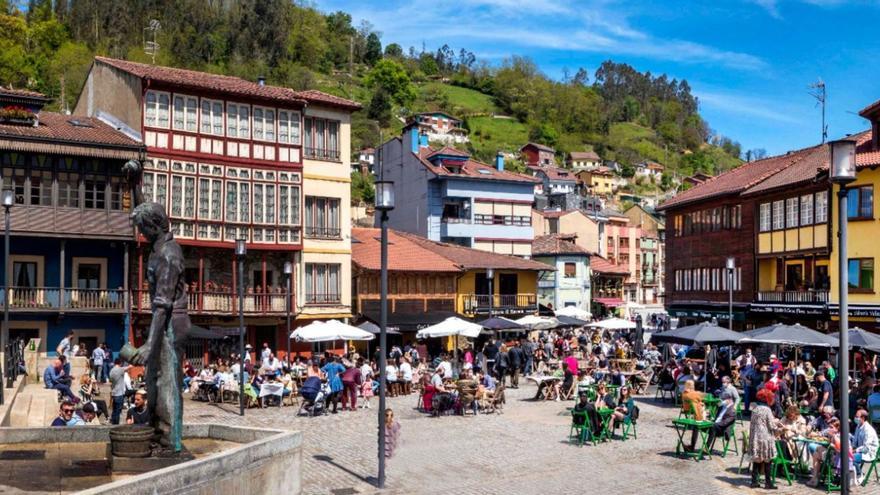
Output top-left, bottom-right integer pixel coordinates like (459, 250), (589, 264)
(313, 454), (378, 488)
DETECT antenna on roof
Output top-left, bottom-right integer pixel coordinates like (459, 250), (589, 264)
(144, 19), (161, 64)
(808, 78), (827, 144)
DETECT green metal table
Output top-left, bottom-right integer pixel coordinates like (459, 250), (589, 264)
(672, 418), (714, 461)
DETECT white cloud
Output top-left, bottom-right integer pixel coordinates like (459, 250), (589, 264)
(696, 90), (804, 124)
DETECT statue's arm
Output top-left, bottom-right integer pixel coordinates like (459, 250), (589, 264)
(123, 160), (145, 208)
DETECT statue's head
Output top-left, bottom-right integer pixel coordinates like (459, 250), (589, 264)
(131, 202), (170, 241)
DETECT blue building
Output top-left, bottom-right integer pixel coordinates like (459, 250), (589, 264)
(378, 124), (538, 256)
(0, 88), (143, 358)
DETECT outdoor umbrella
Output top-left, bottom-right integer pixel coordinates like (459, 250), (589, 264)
(416, 316), (483, 339)
(554, 306), (592, 320)
(556, 315), (590, 327)
(477, 316), (525, 331)
(739, 323), (837, 400)
(357, 320), (401, 336)
(588, 317), (637, 331)
(515, 315), (560, 331)
(291, 320), (375, 342)
(828, 327), (880, 351)
(652, 321), (745, 346)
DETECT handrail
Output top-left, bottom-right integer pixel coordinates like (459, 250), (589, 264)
(0, 287), (126, 311)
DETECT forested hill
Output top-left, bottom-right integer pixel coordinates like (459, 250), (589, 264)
(0, 0), (747, 180)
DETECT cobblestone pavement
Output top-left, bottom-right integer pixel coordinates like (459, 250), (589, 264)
(182, 384), (880, 495)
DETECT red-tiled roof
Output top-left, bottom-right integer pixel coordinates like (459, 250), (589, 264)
(426, 146), (469, 158)
(520, 142), (555, 153)
(529, 165), (577, 182)
(853, 130), (880, 168)
(532, 235), (590, 256)
(352, 228), (460, 272)
(395, 231), (551, 271)
(590, 256), (629, 275)
(416, 146), (538, 184)
(742, 144), (827, 195)
(0, 112), (141, 148)
(95, 57), (361, 110)
(570, 150), (599, 160)
(657, 148), (816, 211)
(0, 87), (49, 100)
(533, 209), (575, 219)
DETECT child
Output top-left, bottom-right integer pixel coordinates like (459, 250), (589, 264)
(361, 377), (374, 409)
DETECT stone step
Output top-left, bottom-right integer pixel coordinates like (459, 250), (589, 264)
(9, 393), (31, 427)
(26, 395), (48, 427)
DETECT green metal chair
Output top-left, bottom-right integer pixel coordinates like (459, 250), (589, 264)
(720, 423), (738, 458)
(769, 440), (795, 487)
(738, 430), (751, 474)
(569, 410), (595, 447)
(860, 445), (880, 487)
(735, 400), (745, 426)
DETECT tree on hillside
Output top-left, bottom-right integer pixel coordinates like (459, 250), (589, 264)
(384, 42), (403, 58)
(364, 58), (417, 107)
(364, 32), (382, 65)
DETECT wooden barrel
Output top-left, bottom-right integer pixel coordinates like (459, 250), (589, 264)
(109, 425), (154, 458)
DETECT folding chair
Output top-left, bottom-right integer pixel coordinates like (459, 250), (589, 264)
(619, 413), (637, 440)
(770, 440), (795, 486)
(860, 445), (880, 486)
(720, 423), (738, 458)
(738, 430), (751, 474)
(569, 410), (596, 446)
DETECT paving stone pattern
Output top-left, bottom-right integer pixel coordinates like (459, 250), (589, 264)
(182, 385), (880, 495)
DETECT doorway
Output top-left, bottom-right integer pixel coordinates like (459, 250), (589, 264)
(255, 325), (277, 354)
(785, 264), (804, 291)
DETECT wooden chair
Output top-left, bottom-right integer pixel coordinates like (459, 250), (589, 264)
(284, 383), (299, 407)
(561, 381), (578, 401)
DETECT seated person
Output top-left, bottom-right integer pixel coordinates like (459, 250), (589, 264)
(810, 405), (835, 433)
(44, 359), (79, 403)
(572, 392), (591, 430)
(609, 385), (635, 435)
(50, 400), (77, 427)
(584, 382), (616, 436)
(577, 370), (595, 388)
(300, 375), (322, 403)
(808, 417), (844, 487)
(66, 402), (99, 426)
(780, 404), (808, 461)
(853, 409), (879, 483)
(126, 390), (151, 426)
(681, 379), (705, 419)
(552, 362), (574, 401)
(701, 392), (736, 452)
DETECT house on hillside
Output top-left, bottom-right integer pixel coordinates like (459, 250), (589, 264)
(407, 111), (469, 144)
(378, 123), (538, 256)
(568, 150), (601, 171)
(684, 172), (712, 187)
(354, 147), (375, 175)
(532, 234), (591, 313)
(528, 165), (577, 195)
(576, 167), (615, 196)
(636, 160), (664, 180)
(520, 142), (556, 166)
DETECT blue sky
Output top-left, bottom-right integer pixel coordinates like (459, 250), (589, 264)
(316, 0), (879, 156)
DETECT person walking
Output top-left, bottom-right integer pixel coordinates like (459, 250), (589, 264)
(522, 338), (535, 376)
(90, 344), (105, 383)
(748, 388), (781, 489)
(508, 340), (524, 389)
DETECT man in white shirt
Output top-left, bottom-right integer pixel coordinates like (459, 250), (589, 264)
(57, 330), (74, 375)
(91, 345), (105, 383)
(399, 357), (413, 395)
(261, 343), (272, 366)
(439, 355), (453, 379)
(853, 409), (880, 484)
(719, 375), (740, 409)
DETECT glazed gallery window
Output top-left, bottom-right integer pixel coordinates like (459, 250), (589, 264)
(847, 186), (873, 220)
(173, 95), (198, 132)
(278, 184), (301, 226)
(197, 177), (223, 221)
(278, 110), (301, 145)
(772, 200), (784, 230)
(252, 183), (276, 224)
(800, 194), (814, 226)
(815, 191), (828, 223)
(226, 103), (250, 139)
(759, 203), (771, 232)
(786, 197), (799, 228)
(200, 98), (224, 136)
(848, 258), (874, 292)
(144, 91), (170, 128)
(253, 107), (276, 142)
(170, 175), (196, 219)
(305, 263), (341, 304)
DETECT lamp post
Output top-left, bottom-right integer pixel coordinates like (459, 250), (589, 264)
(374, 180), (394, 489)
(235, 238), (247, 417)
(284, 261), (293, 366)
(726, 257), (735, 331)
(1, 187), (12, 400)
(830, 137), (857, 495)
(486, 268), (494, 318)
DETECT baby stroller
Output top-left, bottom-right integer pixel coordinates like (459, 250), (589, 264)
(298, 376), (328, 417)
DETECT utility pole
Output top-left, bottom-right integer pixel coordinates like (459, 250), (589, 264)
(808, 79), (827, 144)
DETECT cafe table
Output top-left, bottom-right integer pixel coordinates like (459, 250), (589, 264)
(672, 417), (714, 461)
(793, 436), (830, 476)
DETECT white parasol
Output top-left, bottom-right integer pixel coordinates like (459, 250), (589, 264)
(291, 320), (375, 342)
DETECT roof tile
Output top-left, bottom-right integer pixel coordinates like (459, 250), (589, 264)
(351, 228), (460, 272)
(394, 231), (551, 271)
(532, 234), (590, 256)
(0, 112), (141, 148)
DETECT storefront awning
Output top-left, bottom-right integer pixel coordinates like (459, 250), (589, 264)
(594, 298), (625, 308)
(358, 310), (472, 332)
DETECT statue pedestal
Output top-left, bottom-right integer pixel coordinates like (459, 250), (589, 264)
(107, 445), (194, 473)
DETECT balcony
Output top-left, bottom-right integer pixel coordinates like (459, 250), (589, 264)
(133, 290), (290, 315)
(441, 215), (471, 224)
(1, 287), (127, 312)
(459, 293), (537, 315)
(755, 290), (829, 304)
(304, 226), (342, 240)
(304, 147), (341, 161)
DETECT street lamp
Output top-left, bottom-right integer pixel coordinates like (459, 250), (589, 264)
(1, 186), (12, 399)
(374, 180), (394, 489)
(283, 261), (293, 367)
(726, 257), (735, 331)
(486, 268), (495, 318)
(235, 238), (247, 417)
(830, 136), (857, 494)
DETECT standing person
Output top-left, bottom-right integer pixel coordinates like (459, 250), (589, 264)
(522, 338), (535, 376)
(748, 388), (781, 489)
(109, 358), (129, 425)
(91, 344), (105, 383)
(102, 344), (113, 384)
(261, 343), (272, 367)
(399, 356), (413, 395)
(483, 339), (499, 378)
(495, 344), (509, 386)
(816, 372), (834, 410)
(340, 359), (362, 411)
(321, 355), (345, 414)
(507, 340), (523, 389)
(384, 408), (401, 458)
(57, 330), (75, 375)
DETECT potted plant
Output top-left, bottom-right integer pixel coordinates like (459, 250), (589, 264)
(0, 105), (36, 125)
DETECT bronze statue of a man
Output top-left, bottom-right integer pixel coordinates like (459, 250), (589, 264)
(128, 200), (192, 453)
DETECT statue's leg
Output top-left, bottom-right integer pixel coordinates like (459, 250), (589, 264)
(155, 319), (183, 452)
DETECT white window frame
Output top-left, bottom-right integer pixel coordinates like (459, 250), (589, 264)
(786, 197), (799, 228)
(169, 168), (196, 220)
(144, 90), (170, 129)
(278, 110), (301, 145)
(253, 106), (277, 142)
(173, 94), (198, 132)
(815, 191), (828, 223)
(759, 203), (771, 232)
(200, 98), (225, 136)
(772, 200), (784, 230)
(227, 103), (251, 139)
(800, 194), (814, 226)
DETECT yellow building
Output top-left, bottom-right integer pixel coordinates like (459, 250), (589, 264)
(576, 167), (615, 196)
(828, 128), (880, 329)
(296, 97), (362, 323)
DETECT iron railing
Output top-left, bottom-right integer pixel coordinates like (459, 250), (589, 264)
(755, 290), (829, 303)
(0, 287), (126, 311)
(304, 225), (342, 239)
(304, 147), (341, 161)
(459, 293), (537, 314)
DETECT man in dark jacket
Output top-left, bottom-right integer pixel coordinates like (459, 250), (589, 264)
(706, 392), (737, 452)
(507, 341), (524, 388)
(522, 339), (535, 376)
(483, 339), (499, 378)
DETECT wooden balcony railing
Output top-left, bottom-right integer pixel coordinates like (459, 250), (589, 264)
(0, 287), (126, 312)
(133, 290), (290, 315)
(755, 290), (829, 303)
(459, 293), (537, 315)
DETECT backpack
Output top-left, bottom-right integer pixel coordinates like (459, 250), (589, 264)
(630, 405), (640, 421)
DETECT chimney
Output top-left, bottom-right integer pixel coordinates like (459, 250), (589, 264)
(410, 126), (419, 154)
(495, 152), (504, 171)
(257, 76), (266, 87)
